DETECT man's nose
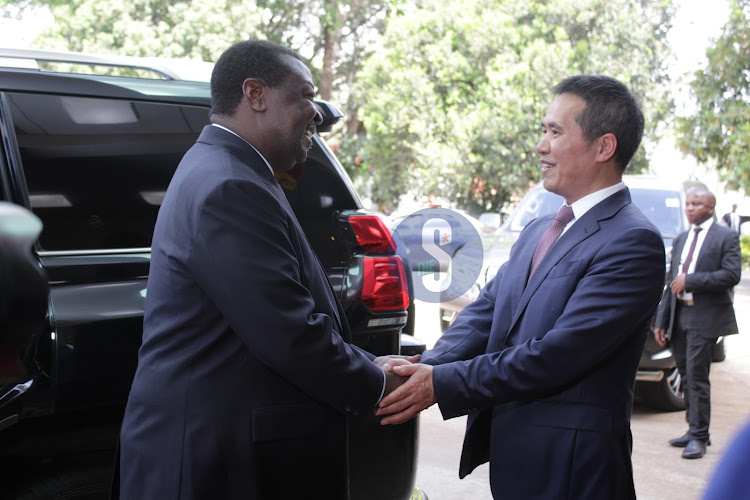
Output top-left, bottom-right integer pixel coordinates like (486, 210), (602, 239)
(312, 109), (323, 126)
(536, 137), (548, 154)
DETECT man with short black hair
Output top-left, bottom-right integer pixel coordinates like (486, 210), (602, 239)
(377, 75), (665, 499)
(119, 40), (405, 499)
(654, 187), (741, 459)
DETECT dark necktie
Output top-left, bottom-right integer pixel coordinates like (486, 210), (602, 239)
(529, 205), (575, 278)
(680, 227), (703, 274)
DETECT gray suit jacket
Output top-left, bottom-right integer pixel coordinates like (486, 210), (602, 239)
(655, 221), (741, 338)
(119, 126), (384, 499)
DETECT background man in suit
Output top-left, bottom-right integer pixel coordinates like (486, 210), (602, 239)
(722, 203), (741, 232)
(654, 187), (741, 460)
(376, 75), (665, 499)
(119, 40), (407, 499)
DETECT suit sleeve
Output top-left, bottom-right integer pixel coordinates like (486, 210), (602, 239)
(189, 178), (384, 415)
(685, 230), (742, 292)
(432, 225), (665, 417)
(420, 263), (505, 366)
(654, 240), (681, 330)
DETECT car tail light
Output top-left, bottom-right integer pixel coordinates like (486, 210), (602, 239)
(347, 215), (396, 253)
(361, 256), (409, 311)
(348, 215), (409, 311)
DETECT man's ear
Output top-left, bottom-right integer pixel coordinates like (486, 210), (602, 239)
(243, 78), (266, 111)
(596, 133), (617, 163)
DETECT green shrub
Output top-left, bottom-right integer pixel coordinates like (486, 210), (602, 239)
(741, 235), (750, 268)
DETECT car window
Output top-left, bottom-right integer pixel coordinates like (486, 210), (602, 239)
(506, 185), (686, 242)
(629, 188), (684, 238)
(7, 92), (208, 251)
(508, 188), (563, 233)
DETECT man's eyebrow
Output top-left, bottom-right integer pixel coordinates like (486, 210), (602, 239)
(542, 119), (562, 129)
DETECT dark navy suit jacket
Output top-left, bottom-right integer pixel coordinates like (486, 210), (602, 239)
(421, 188), (665, 499)
(119, 126), (384, 499)
(654, 221), (741, 338)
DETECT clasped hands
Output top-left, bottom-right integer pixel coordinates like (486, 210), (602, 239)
(372, 354), (437, 425)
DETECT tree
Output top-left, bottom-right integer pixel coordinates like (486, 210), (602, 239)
(676, 0), (750, 193)
(0, 0), (397, 104)
(352, 0), (675, 212)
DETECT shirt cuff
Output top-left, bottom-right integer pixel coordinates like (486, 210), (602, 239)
(377, 368), (386, 403)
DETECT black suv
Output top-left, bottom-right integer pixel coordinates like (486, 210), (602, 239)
(0, 48), (424, 499)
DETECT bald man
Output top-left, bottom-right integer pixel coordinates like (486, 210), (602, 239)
(654, 188), (741, 459)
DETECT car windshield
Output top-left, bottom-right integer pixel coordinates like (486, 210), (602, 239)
(507, 185), (685, 240)
(629, 188), (684, 239)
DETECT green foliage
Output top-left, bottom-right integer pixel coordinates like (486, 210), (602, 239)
(741, 235), (750, 268)
(5, 0), (676, 212)
(676, 0), (750, 194)
(355, 0), (674, 211)
(3, 0), (397, 102)
(20, 0), (262, 61)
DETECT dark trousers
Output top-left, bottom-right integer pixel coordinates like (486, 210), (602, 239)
(671, 302), (715, 441)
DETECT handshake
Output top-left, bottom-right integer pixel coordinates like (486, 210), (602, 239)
(372, 354), (437, 426)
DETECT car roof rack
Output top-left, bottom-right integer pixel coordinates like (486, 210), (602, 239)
(0, 47), (214, 82)
(0, 47), (343, 128)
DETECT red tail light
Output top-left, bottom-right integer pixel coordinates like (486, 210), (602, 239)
(347, 215), (396, 253)
(361, 256), (410, 311)
(348, 215), (409, 311)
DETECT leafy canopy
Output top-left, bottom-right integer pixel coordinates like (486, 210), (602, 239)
(353, 0), (674, 212)
(676, 0), (750, 194)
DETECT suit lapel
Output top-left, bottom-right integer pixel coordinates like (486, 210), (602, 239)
(507, 188), (631, 335)
(694, 223), (718, 271)
(671, 232), (688, 274)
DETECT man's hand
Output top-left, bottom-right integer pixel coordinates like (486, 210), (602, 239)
(669, 273), (687, 295)
(384, 371), (408, 397)
(373, 354), (421, 372)
(375, 364), (436, 425)
(654, 327), (667, 347)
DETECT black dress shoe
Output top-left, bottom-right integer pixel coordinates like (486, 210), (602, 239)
(682, 439), (708, 459)
(669, 433), (711, 448)
(669, 433), (691, 447)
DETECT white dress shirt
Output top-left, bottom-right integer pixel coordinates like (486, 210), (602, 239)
(678, 218), (714, 301)
(558, 182), (627, 235)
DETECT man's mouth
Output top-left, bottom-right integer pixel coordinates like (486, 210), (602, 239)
(303, 129), (314, 151)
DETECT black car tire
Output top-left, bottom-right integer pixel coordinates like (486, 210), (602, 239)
(10, 465), (112, 500)
(712, 336), (727, 362)
(637, 367), (686, 412)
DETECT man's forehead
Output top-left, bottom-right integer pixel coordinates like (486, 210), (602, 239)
(544, 93), (585, 125)
(283, 55), (315, 87)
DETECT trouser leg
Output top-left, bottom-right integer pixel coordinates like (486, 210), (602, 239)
(670, 313), (689, 427)
(684, 332), (714, 440)
(676, 306), (714, 441)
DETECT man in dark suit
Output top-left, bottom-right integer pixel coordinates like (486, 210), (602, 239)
(119, 40), (406, 499)
(376, 75), (665, 499)
(654, 187), (741, 459)
(722, 203), (741, 232)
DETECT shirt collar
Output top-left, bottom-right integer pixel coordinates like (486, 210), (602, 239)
(566, 182), (626, 221)
(211, 123), (274, 175)
(692, 218), (714, 231)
